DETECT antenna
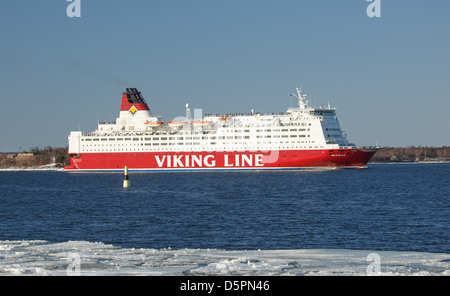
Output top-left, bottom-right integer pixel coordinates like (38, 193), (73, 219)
(186, 103), (191, 121)
(296, 86), (309, 110)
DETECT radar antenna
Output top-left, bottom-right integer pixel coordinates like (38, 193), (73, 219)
(295, 86), (309, 110)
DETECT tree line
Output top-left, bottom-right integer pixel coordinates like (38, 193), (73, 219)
(0, 147), (69, 168)
(370, 146), (450, 162)
(1, 146), (449, 168)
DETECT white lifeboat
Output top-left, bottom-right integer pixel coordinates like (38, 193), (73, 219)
(168, 120), (188, 127)
(192, 120), (213, 126)
(144, 120), (164, 126)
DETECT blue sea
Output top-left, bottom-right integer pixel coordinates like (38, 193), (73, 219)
(1, 163), (449, 253)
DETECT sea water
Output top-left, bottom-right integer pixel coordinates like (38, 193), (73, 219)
(0, 163), (449, 275)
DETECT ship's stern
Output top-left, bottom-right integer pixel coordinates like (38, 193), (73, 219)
(64, 131), (82, 171)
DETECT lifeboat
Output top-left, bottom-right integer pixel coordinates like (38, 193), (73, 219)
(168, 120), (189, 127)
(192, 120), (213, 126)
(144, 120), (164, 126)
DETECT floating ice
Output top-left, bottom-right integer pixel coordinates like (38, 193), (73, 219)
(0, 240), (448, 276)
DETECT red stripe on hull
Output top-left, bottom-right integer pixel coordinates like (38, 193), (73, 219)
(64, 149), (377, 171)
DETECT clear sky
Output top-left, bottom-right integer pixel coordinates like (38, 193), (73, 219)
(0, 0), (449, 152)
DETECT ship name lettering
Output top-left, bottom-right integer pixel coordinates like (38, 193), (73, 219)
(154, 154), (216, 168)
(154, 154), (264, 168)
(224, 154), (264, 167)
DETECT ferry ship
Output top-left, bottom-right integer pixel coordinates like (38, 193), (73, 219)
(64, 87), (377, 171)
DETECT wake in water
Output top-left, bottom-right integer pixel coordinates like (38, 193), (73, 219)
(0, 240), (448, 276)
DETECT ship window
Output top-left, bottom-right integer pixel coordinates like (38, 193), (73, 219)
(101, 138), (107, 141)
(124, 138), (131, 141)
(93, 138), (99, 141)
(117, 138), (123, 141)
(85, 139), (91, 141)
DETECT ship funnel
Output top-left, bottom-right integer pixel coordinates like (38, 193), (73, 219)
(120, 88), (150, 112)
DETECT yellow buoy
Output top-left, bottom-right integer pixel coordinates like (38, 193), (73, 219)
(123, 166), (130, 188)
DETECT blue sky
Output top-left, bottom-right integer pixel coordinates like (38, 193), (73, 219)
(0, 0), (449, 151)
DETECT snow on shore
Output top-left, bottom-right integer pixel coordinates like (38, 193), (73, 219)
(0, 240), (448, 276)
(0, 164), (64, 171)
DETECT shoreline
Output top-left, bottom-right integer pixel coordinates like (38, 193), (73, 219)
(370, 160), (450, 165)
(0, 164), (64, 171)
(1, 161), (449, 172)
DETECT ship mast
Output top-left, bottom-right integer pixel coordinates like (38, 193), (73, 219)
(292, 86), (309, 110)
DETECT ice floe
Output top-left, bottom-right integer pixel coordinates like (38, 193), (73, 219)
(0, 240), (448, 276)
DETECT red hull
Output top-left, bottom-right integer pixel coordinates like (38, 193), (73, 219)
(65, 148), (377, 171)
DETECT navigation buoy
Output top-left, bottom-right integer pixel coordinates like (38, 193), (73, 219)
(123, 166), (130, 188)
